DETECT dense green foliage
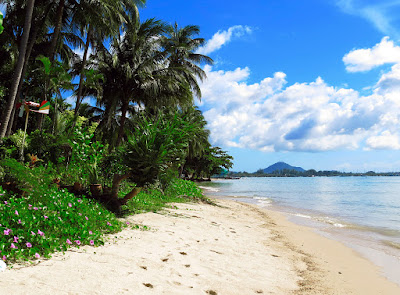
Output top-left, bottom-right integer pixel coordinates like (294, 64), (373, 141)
(0, 1), (233, 265)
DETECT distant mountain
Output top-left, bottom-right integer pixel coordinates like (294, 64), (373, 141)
(262, 162), (305, 174)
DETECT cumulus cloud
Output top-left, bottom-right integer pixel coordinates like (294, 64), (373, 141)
(199, 62), (400, 152)
(366, 131), (400, 150)
(196, 25), (252, 55)
(343, 37), (400, 72)
(336, 0), (400, 38)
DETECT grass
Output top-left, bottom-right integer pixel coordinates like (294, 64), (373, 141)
(122, 178), (214, 214)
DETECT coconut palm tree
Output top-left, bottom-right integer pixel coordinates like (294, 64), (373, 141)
(72, 0), (146, 116)
(94, 17), (169, 146)
(162, 23), (214, 99)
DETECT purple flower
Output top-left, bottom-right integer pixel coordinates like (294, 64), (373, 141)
(4, 201), (7, 205)
(78, 199), (82, 203)
(75, 240), (81, 246)
(58, 217), (62, 221)
(28, 204), (32, 209)
(33, 207), (38, 210)
(85, 216), (88, 220)
(26, 242), (32, 248)
(13, 236), (19, 243)
(126, 222), (130, 225)
(10, 243), (17, 249)
(18, 219), (22, 224)
(66, 239), (72, 245)
(44, 215), (48, 220)
(90, 240), (94, 246)
(14, 210), (19, 215)
(68, 203), (72, 208)
(31, 231), (36, 236)
(107, 222), (112, 226)
(78, 213), (82, 216)
(3, 229), (11, 235)
(89, 231), (93, 235)
(2, 256), (6, 261)
(38, 230), (44, 237)
(35, 253), (40, 259)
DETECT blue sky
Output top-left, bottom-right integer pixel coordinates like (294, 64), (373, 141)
(3, 1), (400, 172)
(143, 0), (400, 172)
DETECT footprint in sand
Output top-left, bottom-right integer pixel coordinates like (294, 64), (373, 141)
(206, 290), (218, 295)
(161, 258), (169, 262)
(143, 283), (153, 288)
(179, 252), (187, 255)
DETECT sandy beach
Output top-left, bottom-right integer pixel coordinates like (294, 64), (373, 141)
(0, 199), (399, 295)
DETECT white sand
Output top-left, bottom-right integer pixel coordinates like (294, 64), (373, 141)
(0, 199), (399, 294)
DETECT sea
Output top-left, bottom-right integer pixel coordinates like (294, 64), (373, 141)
(199, 176), (400, 286)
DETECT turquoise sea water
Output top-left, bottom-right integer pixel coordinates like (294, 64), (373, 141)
(199, 177), (400, 285)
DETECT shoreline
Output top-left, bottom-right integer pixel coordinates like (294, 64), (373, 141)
(0, 198), (399, 294)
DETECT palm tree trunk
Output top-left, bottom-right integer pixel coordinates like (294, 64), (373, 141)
(0, 0), (35, 139)
(74, 24), (92, 116)
(9, 13), (44, 136)
(49, 0), (65, 61)
(116, 100), (128, 146)
(5, 103), (16, 136)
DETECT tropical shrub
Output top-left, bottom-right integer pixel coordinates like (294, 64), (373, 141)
(123, 178), (212, 214)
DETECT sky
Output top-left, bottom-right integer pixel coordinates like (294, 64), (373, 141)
(3, 0), (400, 172)
(142, 0), (400, 172)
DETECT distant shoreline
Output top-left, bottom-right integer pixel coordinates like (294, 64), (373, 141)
(221, 172), (400, 178)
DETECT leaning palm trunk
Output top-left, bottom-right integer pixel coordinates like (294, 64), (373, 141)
(74, 25), (93, 116)
(110, 173), (142, 209)
(0, 0), (36, 139)
(49, 0), (65, 61)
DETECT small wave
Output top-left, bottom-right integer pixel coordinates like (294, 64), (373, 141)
(382, 240), (400, 250)
(198, 186), (220, 192)
(292, 213), (347, 227)
(293, 213), (312, 219)
(251, 196), (272, 207)
(315, 216), (347, 228)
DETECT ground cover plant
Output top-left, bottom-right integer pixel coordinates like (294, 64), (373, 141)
(0, 186), (121, 263)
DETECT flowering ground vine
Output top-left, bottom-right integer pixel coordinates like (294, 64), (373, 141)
(0, 186), (121, 263)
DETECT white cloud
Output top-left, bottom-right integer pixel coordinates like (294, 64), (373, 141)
(343, 37), (400, 72)
(366, 131), (400, 149)
(199, 61), (400, 152)
(336, 0), (400, 38)
(196, 25), (252, 55)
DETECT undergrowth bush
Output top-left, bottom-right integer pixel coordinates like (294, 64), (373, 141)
(0, 187), (121, 263)
(123, 178), (212, 214)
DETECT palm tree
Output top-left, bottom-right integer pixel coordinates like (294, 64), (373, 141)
(72, 0), (146, 116)
(94, 17), (169, 146)
(0, 0), (36, 139)
(162, 23), (214, 99)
